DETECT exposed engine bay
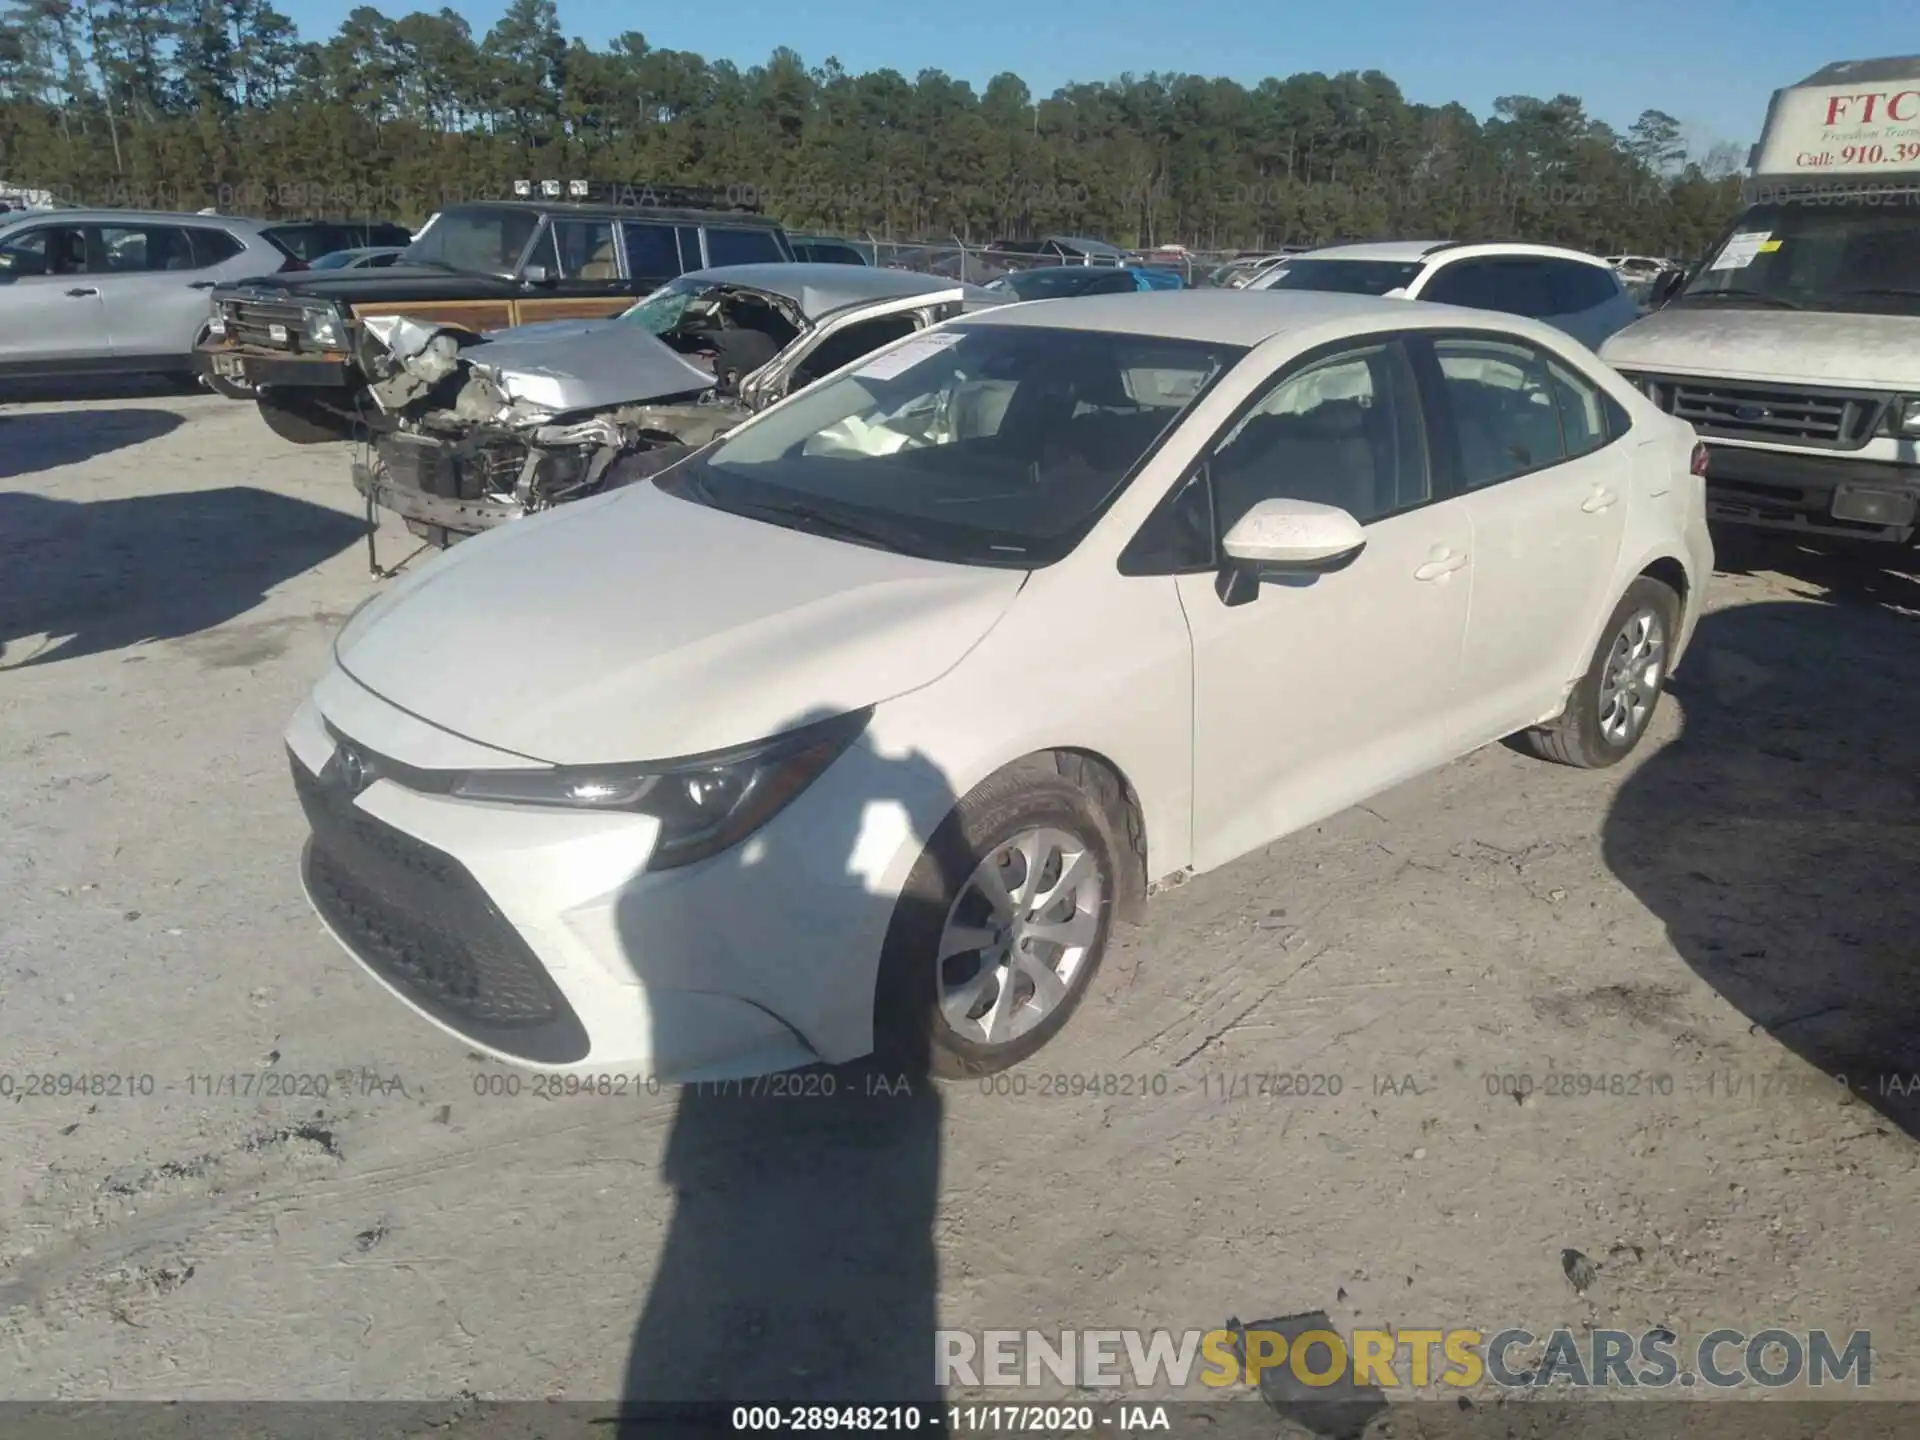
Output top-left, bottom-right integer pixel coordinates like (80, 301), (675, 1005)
(351, 282), (811, 550)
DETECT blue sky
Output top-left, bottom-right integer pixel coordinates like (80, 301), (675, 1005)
(283, 0), (1907, 153)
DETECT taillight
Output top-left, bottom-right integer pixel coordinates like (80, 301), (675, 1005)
(1689, 442), (1708, 477)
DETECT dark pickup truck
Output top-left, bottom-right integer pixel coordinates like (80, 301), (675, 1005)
(196, 186), (794, 444)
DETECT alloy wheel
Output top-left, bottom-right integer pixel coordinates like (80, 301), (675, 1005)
(936, 826), (1104, 1047)
(1597, 607), (1666, 746)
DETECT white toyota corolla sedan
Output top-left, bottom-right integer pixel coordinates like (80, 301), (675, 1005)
(286, 290), (1712, 1082)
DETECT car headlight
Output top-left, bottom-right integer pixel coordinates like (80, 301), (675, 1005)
(448, 707), (873, 870)
(303, 306), (344, 349)
(207, 297), (226, 336)
(1893, 397), (1920, 437)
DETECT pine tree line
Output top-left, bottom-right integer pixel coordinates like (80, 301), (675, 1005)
(0, 0), (1746, 256)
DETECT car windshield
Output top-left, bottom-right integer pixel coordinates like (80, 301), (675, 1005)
(656, 323), (1244, 567)
(617, 277), (709, 334)
(400, 207), (539, 276)
(1262, 259), (1426, 295)
(1677, 202), (1920, 315)
(997, 269), (1107, 299)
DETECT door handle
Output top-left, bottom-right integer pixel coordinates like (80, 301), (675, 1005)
(1581, 487), (1619, 513)
(65, 286), (98, 297)
(1414, 550), (1467, 581)
(188, 280), (217, 289)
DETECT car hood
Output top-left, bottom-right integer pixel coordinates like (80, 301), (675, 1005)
(459, 320), (716, 412)
(1600, 305), (1920, 388)
(333, 484), (1027, 764)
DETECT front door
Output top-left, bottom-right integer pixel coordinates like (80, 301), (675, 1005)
(0, 223), (110, 367)
(1175, 336), (1475, 871)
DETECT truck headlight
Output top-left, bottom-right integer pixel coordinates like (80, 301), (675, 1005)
(303, 307), (344, 350)
(207, 297), (226, 336)
(1894, 397), (1920, 437)
(447, 707), (872, 870)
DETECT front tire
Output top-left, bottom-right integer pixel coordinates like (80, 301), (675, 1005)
(875, 758), (1119, 1078)
(255, 391), (354, 445)
(1516, 576), (1679, 768)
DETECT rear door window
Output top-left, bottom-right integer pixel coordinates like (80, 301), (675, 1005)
(622, 222), (681, 280)
(97, 224), (196, 272)
(1432, 337), (1567, 486)
(1423, 259), (1559, 317)
(704, 226), (785, 266)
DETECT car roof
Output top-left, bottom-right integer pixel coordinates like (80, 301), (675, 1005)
(953, 289), (1471, 345)
(677, 262), (966, 318)
(0, 208), (270, 232)
(442, 199), (784, 228)
(1295, 239), (1612, 268)
(962, 289), (1611, 350)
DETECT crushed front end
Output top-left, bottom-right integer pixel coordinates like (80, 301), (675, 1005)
(352, 314), (745, 551)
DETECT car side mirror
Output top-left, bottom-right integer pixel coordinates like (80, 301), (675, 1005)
(521, 264), (553, 287)
(1648, 268), (1686, 310)
(1217, 497), (1366, 603)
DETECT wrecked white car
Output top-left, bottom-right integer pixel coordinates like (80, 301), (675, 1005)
(351, 263), (1008, 550)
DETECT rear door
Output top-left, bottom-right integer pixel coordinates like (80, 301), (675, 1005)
(1422, 332), (1630, 736)
(91, 222), (224, 364)
(0, 222), (110, 366)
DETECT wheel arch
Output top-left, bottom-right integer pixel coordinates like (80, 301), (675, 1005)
(1042, 748), (1151, 925)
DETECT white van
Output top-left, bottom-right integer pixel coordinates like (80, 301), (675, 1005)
(1601, 57), (1920, 545)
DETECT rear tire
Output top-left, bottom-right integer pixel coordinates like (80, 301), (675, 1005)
(875, 757), (1119, 1079)
(1515, 576), (1679, 769)
(255, 392), (354, 445)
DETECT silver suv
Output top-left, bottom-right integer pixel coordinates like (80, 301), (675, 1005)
(0, 209), (294, 383)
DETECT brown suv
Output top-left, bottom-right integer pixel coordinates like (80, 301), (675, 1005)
(196, 184), (794, 443)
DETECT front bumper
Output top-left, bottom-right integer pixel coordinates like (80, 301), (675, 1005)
(1702, 443), (1920, 543)
(195, 341), (355, 391)
(283, 670), (933, 1079)
(353, 458), (518, 535)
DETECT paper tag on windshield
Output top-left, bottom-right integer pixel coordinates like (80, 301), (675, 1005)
(1709, 231), (1771, 271)
(854, 329), (963, 381)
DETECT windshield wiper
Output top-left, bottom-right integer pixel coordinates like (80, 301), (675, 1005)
(1841, 286), (1920, 301)
(1676, 289), (1805, 311)
(727, 498), (931, 556)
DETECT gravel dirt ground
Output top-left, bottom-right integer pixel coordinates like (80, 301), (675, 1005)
(1, 385), (1917, 1420)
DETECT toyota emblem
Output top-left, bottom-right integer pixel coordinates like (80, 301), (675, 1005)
(335, 743), (372, 794)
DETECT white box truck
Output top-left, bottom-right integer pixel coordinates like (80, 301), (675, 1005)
(1600, 57), (1920, 544)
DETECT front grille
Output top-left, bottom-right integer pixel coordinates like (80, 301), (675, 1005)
(226, 299), (311, 352)
(376, 433), (527, 501)
(1634, 374), (1887, 450)
(292, 750), (590, 1064)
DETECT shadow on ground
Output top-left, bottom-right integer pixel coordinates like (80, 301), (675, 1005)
(0, 373), (201, 407)
(0, 407), (186, 480)
(1604, 591), (1920, 1139)
(616, 714), (964, 1433)
(0, 488), (367, 668)
(1710, 525), (1920, 616)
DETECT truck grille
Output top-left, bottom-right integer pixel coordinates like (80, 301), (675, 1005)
(225, 299), (311, 352)
(1633, 375), (1887, 450)
(376, 432), (527, 501)
(292, 749), (591, 1065)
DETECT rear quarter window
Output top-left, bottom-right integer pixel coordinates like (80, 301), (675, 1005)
(1545, 261), (1623, 313)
